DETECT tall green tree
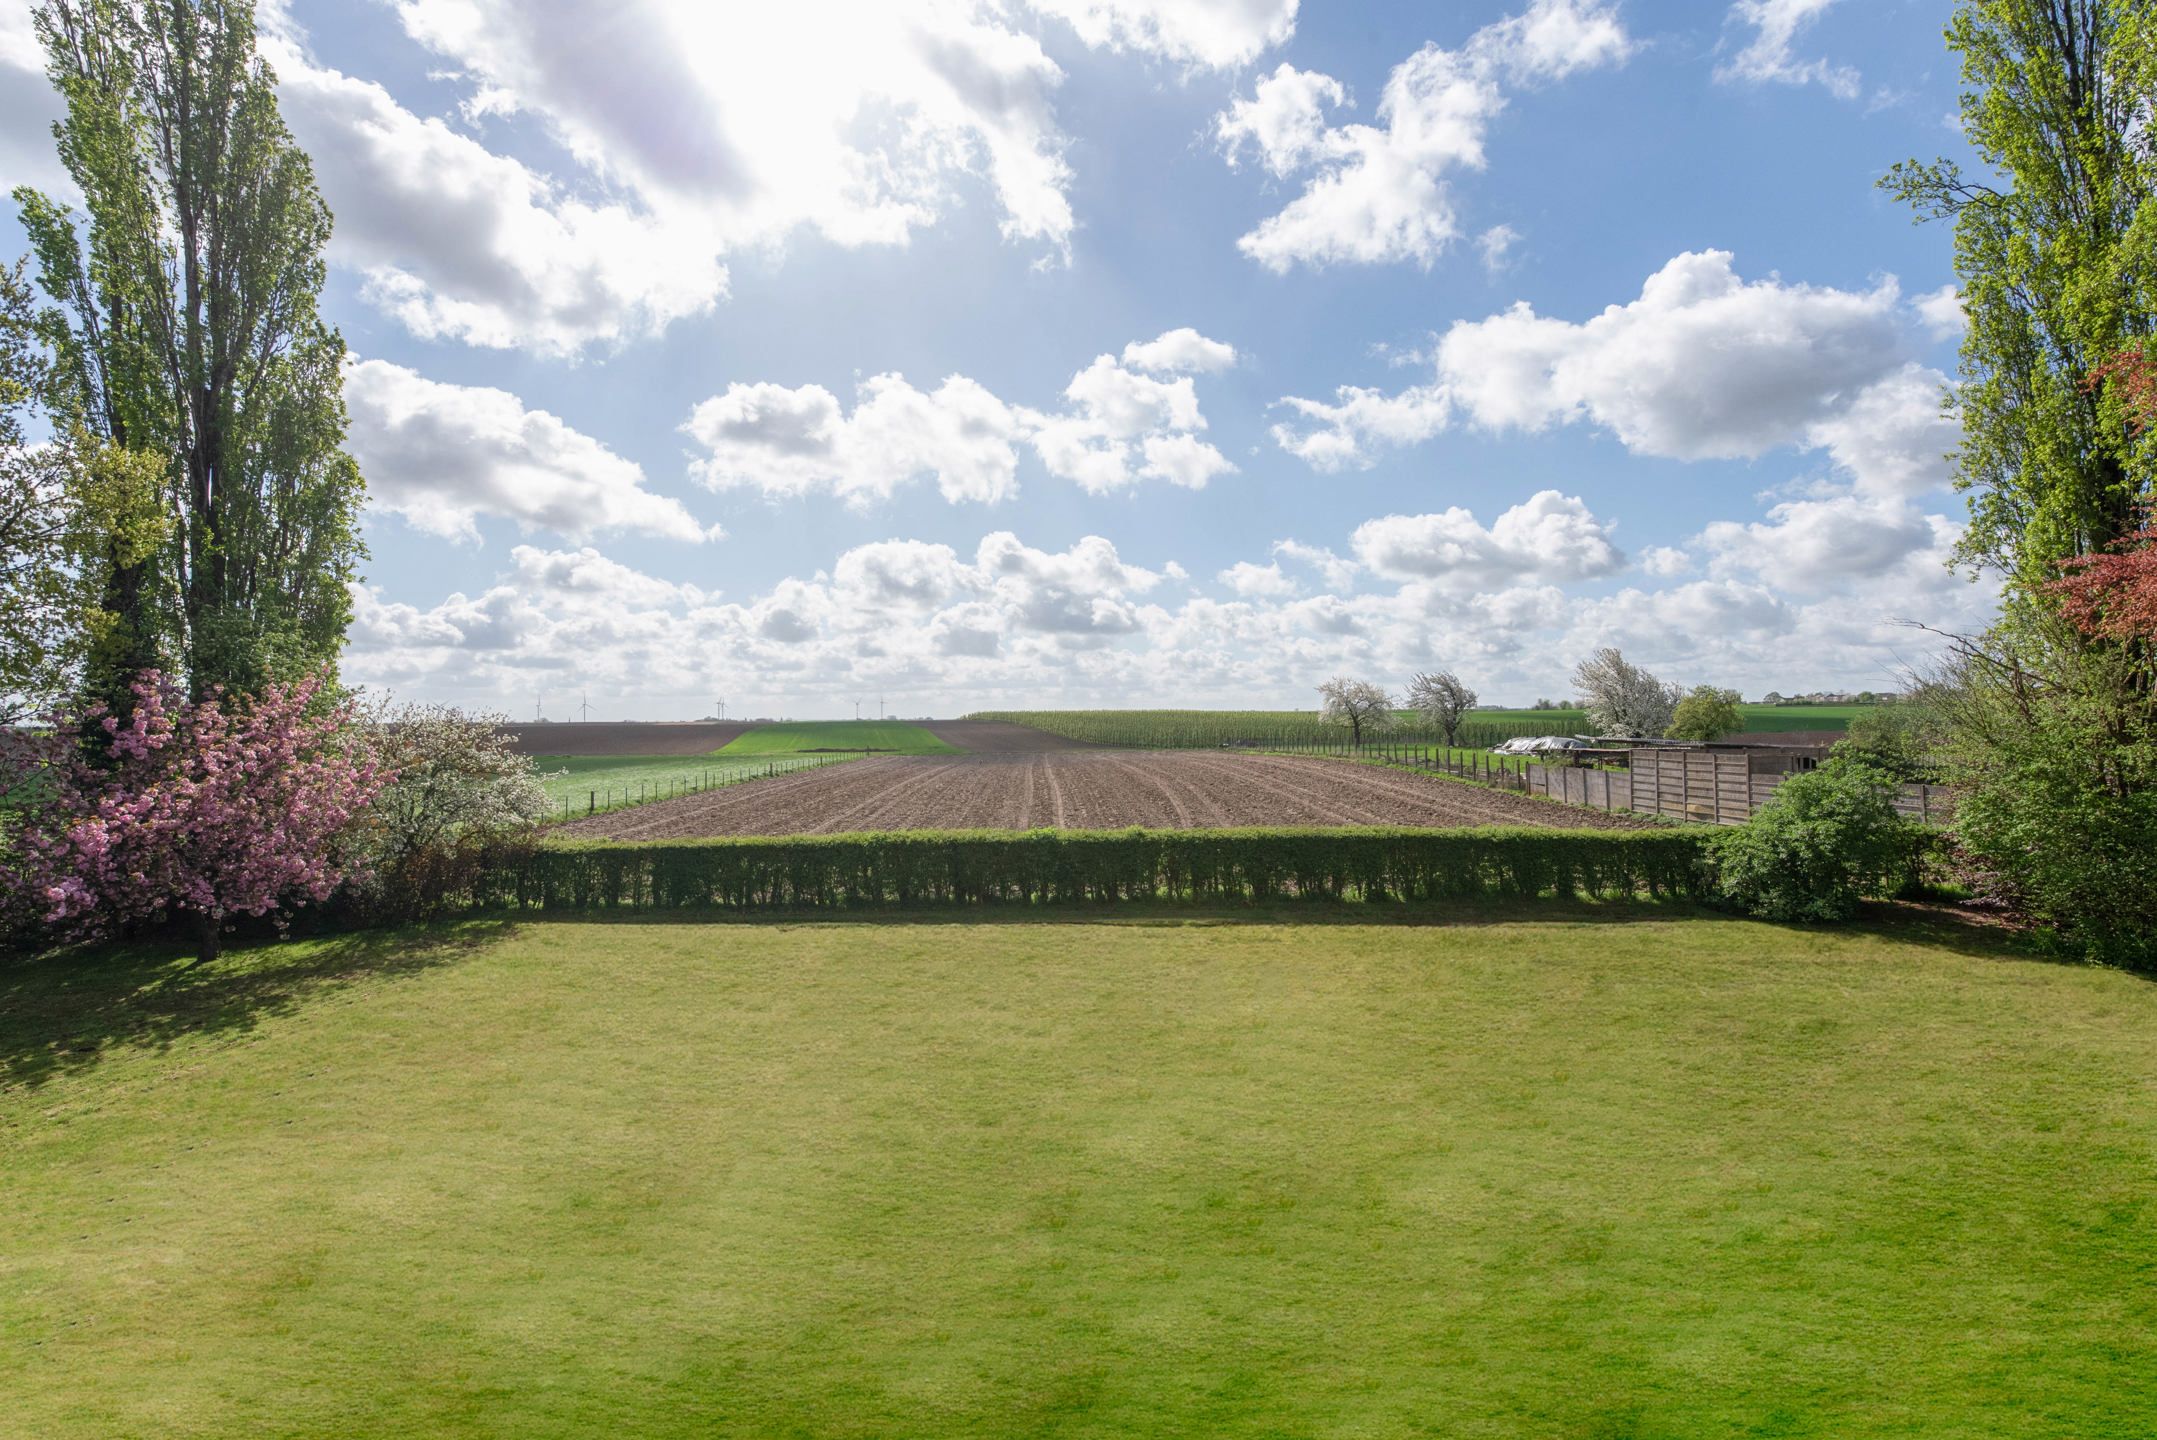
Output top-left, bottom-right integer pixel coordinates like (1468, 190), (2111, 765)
(1886, 0), (2156, 587)
(0, 258), (166, 723)
(13, 0), (363, 705)
(0, 259), (74, 721)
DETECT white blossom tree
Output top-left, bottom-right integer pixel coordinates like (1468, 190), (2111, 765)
(354, 703), (553, 916)
(1407, 670), (1478, 746)
(1572, 648), (1681, 737)
(1318, 677), (1396, 747)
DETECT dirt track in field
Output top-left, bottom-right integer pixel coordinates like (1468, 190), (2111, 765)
(501, 721), (753, 756)
(556, 751), (1650, 839)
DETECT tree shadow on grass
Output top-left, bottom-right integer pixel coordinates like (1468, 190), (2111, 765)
(476, 897), (2070, 966)
(1847, 900), (2132, 974)
(495, 896), (1717, 932)
(0, 920), (516, 1092)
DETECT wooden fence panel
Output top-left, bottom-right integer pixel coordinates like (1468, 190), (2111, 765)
(1520, 749), (1947, 827)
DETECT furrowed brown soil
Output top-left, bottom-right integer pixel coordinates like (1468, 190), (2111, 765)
(556, 752), (1651, 840)
(501, 721), (753, 756)
(919, 720), (1100, 752)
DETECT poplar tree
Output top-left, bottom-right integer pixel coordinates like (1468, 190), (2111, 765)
(1885, 0), (2156, 587)
(13, 0), (364, 705)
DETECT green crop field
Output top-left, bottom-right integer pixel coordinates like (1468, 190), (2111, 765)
(5, 913), (2153, 1437)
(972, 705), (1876, 749)
(718, 720), (959, 755)
(1732, 704), (1871, 731)
(1472, 706), (1869, 733)
(532, 753), (851, 819)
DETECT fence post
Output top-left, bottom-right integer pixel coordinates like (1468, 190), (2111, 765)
(588, 790), (595, 815)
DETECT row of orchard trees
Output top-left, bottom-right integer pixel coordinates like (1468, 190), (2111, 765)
(0, 2), (547, 960)
(1315, 652), (1744, 747)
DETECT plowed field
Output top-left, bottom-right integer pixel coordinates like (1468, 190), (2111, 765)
(919, 720), (1100, 752)
(500, 721), (752, 756)
(556, 751), (1648, 839)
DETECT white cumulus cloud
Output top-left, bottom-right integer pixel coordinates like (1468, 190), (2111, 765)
(1803, 363), (1958, 499)
(1122, 327), (1238, 374)
(1219, 560), (1300, 597)
(1350, 490), (1623, 592)
(685, 374), (1027, 507)
(1913, 284), (1966, 341)
(1717, 0), (1860, 102)
(1028, 0), (1299, 68)
(203, 0), (1301, 353)
(1215, 0), (1630, 272)
(344, 360), (715, 543)
(686, 331), (1237, 505)
(1273, 250), (1917, 472)
(1698, 494), (1955, 592)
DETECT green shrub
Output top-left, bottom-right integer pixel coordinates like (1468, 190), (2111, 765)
(1945, 710), (2157, 969)
(1665, 686), (1743, 742)
(1835, 704), (1941, 782)
(1917, 620), (2157, 969)
(1708, 758), (1926, 922)
(451, 826), (1710, 915)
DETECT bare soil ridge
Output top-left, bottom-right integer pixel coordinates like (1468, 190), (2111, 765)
(917, 720), (1102, 752)
(501, 722), (753, 757)
(557, 752), (1651, 839)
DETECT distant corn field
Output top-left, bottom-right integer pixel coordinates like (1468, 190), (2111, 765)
(965, 706), (1867, 749)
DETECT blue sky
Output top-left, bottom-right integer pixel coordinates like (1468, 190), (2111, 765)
(0, 0), (1990, 719)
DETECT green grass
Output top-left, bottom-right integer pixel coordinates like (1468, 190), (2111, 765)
(5, 912), (2154, 1437)
(717, 719), (959, 755)
(1731, 704), (1871, 731)
(531, 753), (850, 818)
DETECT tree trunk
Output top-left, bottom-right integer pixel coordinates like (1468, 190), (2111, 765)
(197, 910), (221, 964)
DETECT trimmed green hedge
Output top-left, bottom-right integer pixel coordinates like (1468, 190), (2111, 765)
(460, 826), (1709, 913)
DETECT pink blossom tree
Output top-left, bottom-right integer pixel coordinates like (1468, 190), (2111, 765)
(8, 669), (386, 961)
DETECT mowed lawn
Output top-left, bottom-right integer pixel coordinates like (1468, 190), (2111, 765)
(4, 915), (2154, 1437)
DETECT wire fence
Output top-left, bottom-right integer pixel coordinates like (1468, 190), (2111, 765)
(1255, 736), (1545, 780)
(553, 755), (844, 822)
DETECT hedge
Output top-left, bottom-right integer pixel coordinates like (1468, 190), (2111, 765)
(456, 826), (1710, 913)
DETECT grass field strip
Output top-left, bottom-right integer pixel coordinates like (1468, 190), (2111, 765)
(537, 753), (856, 820)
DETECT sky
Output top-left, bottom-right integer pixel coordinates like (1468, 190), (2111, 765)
(0, 0), (1992, 720)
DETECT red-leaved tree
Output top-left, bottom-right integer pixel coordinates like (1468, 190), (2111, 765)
(2054, 346), (2157, 643)
(7, 670), (386, 960)
(2047, 524), (2157, 643)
